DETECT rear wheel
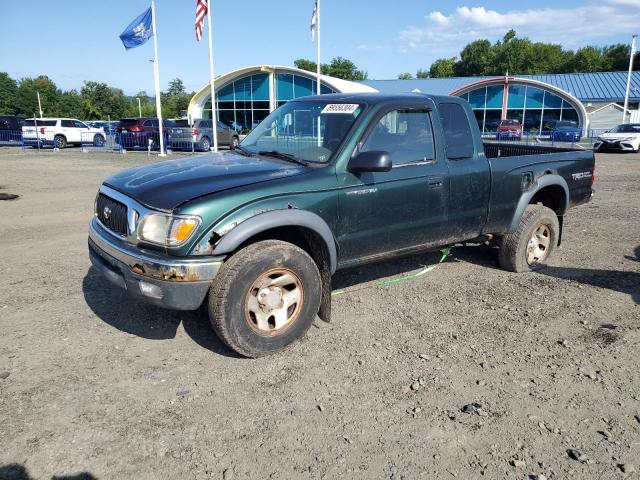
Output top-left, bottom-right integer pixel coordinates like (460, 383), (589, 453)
(54, 135), (67, 149)
(199, 136), (211, 151)
(208, 240), (322, 357)
(498, 204), (559, 272)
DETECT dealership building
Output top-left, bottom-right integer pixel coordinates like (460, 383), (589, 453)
(188, 65), (640, 134)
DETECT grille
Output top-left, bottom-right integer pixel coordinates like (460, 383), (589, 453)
(96, 193), (128, 236)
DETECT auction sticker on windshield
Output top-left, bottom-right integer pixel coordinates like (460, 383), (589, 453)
(322, 104), (359, 114)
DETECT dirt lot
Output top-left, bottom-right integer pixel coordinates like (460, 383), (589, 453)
(0, 147), (639, 480)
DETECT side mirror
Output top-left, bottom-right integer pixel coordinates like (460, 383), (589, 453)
(348, 151), (392, 173)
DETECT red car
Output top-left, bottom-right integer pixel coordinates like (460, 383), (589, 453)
(496, 119), (522, 140)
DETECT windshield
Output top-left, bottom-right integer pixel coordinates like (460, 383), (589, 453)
(240, 100), (364, 163)
(610, 124), (640, 133)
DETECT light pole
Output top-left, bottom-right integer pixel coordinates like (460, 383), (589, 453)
(622, 34), (637, 124)
(136, 97), (142, 118)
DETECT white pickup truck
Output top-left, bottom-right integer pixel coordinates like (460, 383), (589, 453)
(22, 118), (106, 149)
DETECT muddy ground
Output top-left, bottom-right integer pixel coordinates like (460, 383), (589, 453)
(0, 147), (639, 480)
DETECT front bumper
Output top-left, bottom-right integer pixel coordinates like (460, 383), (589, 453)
(594, 140), (637, 152)
(88, 218), (224, 310)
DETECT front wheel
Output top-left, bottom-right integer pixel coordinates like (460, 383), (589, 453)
(498, 204), (559, 272)
(231, 136), (239, 150)
(208, 240), (322, 357)
(54, 135), (67, 149)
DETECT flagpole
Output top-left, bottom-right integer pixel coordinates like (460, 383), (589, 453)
(316, 0), (321, 95)
(150, 0), (166, 156)
(207, 1), (218, 152)
(622, 34), (637, 124)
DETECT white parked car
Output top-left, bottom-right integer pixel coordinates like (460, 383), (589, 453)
(594, 123), (640, 153)
(22, 118), (106, 149)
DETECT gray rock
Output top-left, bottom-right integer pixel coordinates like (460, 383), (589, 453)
(567, 449), (587, 462)
(510, 459), (526, 468)
(461, 403), (482, 414)
(410, 382), (420, 391)
(317, 404), (324, 412)
(0, 371), (9, 380)
(618, 464), (635, 474)
(223, 468), (234, 480)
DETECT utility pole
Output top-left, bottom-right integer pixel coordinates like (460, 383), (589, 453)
(37, 92), (43, 118)
(136, 97), (142, 117)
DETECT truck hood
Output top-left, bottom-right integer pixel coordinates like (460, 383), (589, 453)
(103, 152), (309, 211)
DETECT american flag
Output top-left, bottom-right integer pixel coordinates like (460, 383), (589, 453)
(195, 0), (208, 41)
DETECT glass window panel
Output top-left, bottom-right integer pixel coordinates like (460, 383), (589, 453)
(544, 92), (562, 108)
(362, 109), (435, 165)
(485, 85), (504, 109)
(253, 101), (270, 110)
(506, 109), (524, 123)
(234, 77), (251, 101)
(542, 110), (561, 131)
(507, 85), (526, 109)
(251, 73), (269, 101)
(438, 103), (474, 159)
(217, 83), (234, 102)
(276, 74), (294, 101)
(562, 108), (579, 124)
(217, 101), (234, 110)
(473, 110), (484, 132)
(524, 110), (542, 131)
(218, 111), (235, 128)
(467, 88), (486, 109)
(293, 75), (314, 98)
(483, 110), (502, 133)
(320, 84), (334, 94)
(525, 87), (544, 109)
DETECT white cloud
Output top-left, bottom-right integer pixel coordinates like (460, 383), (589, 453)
(397, 1), (640, 53)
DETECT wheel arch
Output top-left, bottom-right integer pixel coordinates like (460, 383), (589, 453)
(212, 209), (338, 274)
(509, 174), (569, 232)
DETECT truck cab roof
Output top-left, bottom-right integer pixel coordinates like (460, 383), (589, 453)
(292, 92), (461, 106)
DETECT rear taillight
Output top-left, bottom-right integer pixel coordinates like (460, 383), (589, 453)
(591, 168), (596, 187)
(129, 125), (144, 132)
(192, 128), (199, 136)
(40, 127), (45, 134)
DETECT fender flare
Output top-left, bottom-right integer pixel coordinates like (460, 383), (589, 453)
(212, 209), (338, 273)
(509, 174), (569, 231)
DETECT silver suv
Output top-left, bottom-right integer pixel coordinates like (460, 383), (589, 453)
(169, 119), (239, 151)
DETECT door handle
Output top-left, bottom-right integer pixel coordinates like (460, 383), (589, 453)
(427, 177), (444, 188)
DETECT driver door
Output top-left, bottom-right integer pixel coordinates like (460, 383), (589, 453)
(336, 104), (449, 264)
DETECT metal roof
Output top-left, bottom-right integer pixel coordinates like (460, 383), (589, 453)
(360, 71), (640, 102)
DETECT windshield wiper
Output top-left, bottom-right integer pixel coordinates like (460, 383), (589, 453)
(233, 145), (254, 157)
(258, 150), (308, 166)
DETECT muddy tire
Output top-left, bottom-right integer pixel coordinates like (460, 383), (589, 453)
(208, 240), (322, 357)
(498, 204), (559, 273)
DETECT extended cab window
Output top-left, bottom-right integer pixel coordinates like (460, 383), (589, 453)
(361, 109), (434, 165)
(439, 103), (474, 159)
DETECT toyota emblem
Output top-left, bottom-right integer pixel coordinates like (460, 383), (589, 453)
(103, 206), (112, 219)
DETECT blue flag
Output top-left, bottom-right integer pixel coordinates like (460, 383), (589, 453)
(119, 7), (153, 49)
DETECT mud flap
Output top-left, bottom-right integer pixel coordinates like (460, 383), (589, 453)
(318, 261), (332, 322)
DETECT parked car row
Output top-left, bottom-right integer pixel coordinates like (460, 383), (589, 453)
(16, 116), (240, 151)
(494, 119), (582, 142)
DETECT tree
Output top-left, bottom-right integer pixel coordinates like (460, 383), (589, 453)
(398, 72), (413, 80)
(167, 78), (186, 96)
(455, 39), (494, 76)
(57, 90), (83, 118)
(14, 76), (60, 117)
(573, 46), (603, 72)
(294, 57), (367, 80)
(80, 81), (129, 119)
(0, 72), (18, 115)
(429, 58), (456, 78)
(416, 69), (429, 79)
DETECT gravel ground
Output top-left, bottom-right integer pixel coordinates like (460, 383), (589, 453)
(0, 147), (639, 480)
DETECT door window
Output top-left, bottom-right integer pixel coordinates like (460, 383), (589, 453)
(360, 109), (435, 165)
(61, 120), (74, 128)
(73, 120), (87, 128)
(438, 103), (474, 159)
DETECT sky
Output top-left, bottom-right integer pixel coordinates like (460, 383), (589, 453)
(1, 0), (639, 95)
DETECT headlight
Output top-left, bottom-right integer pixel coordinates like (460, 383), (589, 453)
(138, 213), (201, 247)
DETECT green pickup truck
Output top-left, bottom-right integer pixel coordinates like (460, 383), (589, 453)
(88, 93), (595, 357)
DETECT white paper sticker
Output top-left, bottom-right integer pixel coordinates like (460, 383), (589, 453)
(321, 103), (359, 114)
